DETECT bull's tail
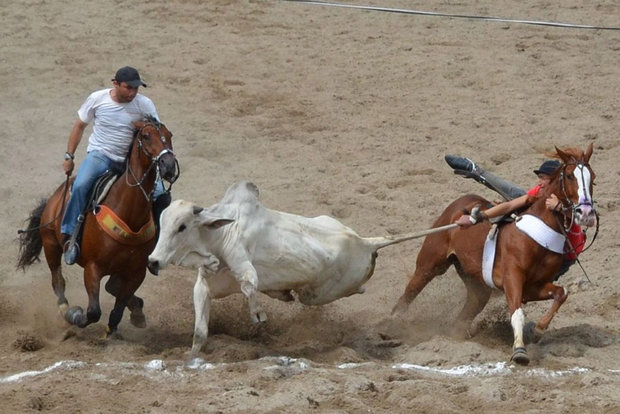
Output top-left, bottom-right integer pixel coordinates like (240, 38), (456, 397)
(364, 223), (458, 251)
(16, 198), (47, 271)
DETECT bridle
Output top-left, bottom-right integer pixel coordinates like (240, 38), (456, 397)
(554, 160), (599, 254)
(126, 122), (180, 201)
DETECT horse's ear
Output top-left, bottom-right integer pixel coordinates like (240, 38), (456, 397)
(133, 121), (145, 129)
(555, 146), (570, 164)
(584, 142), (594, 163)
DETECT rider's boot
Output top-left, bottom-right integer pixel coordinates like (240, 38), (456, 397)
(63, 214), (83, 265)
(62, 233), (78, 265)
(444, 155), (526, 201)
(444, 155), (485, 182)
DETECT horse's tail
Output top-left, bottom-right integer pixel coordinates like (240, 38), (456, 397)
(364, 223), (459, 251)
(16, 198), (47, 271)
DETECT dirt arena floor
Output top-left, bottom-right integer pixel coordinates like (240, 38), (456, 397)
(1, 0), (619, 412)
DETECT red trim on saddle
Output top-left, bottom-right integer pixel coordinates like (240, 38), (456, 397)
(95, 205), (155, 245)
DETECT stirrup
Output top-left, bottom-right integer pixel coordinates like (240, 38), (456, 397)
(64, 242), (79, 265)
(64, 214), (84, 265)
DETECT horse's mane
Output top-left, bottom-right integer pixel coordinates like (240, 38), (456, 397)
(546, 147), (585, 163)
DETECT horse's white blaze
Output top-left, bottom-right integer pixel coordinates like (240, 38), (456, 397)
(511, 308), (526, 349)
(574, 165), (592, 204)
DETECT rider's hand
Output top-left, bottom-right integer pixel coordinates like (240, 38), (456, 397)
(546, 193), (561, 212)
(63, 159), (74, 176)
(456, 215), (474, 228)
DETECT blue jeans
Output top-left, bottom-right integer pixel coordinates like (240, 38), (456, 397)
(61, 150), (166, 236)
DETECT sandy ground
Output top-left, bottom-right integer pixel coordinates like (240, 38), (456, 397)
(1, 0), (619, 412)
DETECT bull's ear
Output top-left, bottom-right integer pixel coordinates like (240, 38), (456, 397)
(203, 218), (234, 229)
(193, 206), (204, 215)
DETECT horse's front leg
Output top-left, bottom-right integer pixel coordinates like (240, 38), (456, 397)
(105, 270), (146, 337)
(523, 282), (568, 343)
(65, 263), (102, 328)
(106, 274), (146, 328)
(503, 275), (529, 365)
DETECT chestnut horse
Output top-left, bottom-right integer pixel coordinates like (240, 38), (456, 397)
(17, 116), (178, 337)
(392, 144), (596, 365)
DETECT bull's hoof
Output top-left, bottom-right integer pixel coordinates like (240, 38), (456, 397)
(251, 310), (268, 324)
(523, 321), (544, 344)
(511, 347), (530, 365)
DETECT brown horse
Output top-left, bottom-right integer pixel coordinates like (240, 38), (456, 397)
(392, 144), (597, 365)
(17, 116), (178, 337)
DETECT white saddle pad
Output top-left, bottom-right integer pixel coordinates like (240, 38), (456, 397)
(482, 226), (498, 289)
(515, 214), (565, 254)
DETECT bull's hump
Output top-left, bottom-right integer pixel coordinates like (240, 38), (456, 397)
(221, 180), (261, 204)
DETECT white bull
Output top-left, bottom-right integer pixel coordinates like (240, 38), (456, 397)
(148, 180), (453, 356)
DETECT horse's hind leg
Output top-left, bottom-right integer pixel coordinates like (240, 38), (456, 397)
(452, 264), (491, 338)
(392, 245), (453, 316)
(105, 274), (146, 329)
(41, 234), (70, 314)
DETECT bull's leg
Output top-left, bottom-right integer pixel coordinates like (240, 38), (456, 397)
(504, 276), (529, 365)
(105, 275), (146, 328)
(391, 248), (452, 316)
(234, 262), (266, 324)
(191, 266), (212, 358)
(105, 270), (146, 337)
(65, 263), (103, 328)
(452, 267), (492, 337)
(523, 283), (568, 344)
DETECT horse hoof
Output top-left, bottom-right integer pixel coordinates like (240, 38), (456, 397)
(523, 322), (544, 344)
(104, 326), (122, 340)
(511, 347), (530, 366)
(65, 306), (85, 326)
(130, 310), (147, 328)
(391, 298), (409, 316)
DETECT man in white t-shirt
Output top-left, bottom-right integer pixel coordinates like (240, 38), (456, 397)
(60, 66), (170, 265)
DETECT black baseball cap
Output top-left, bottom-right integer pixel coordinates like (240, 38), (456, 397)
(533, 160), (560, 176)
(113, 66), (147, 87)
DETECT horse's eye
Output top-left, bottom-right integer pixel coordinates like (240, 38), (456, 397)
(566, 174), (574, 180)
(178, 224), (186, 233)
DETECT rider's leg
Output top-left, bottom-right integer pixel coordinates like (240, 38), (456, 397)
(444, 155), (526, 201)
(152, 180), (171, 242)
(553, 259), (576, 281)
(61, 150), (112, 264)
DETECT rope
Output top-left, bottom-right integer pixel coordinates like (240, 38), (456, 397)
(283, 0), (620, 31)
